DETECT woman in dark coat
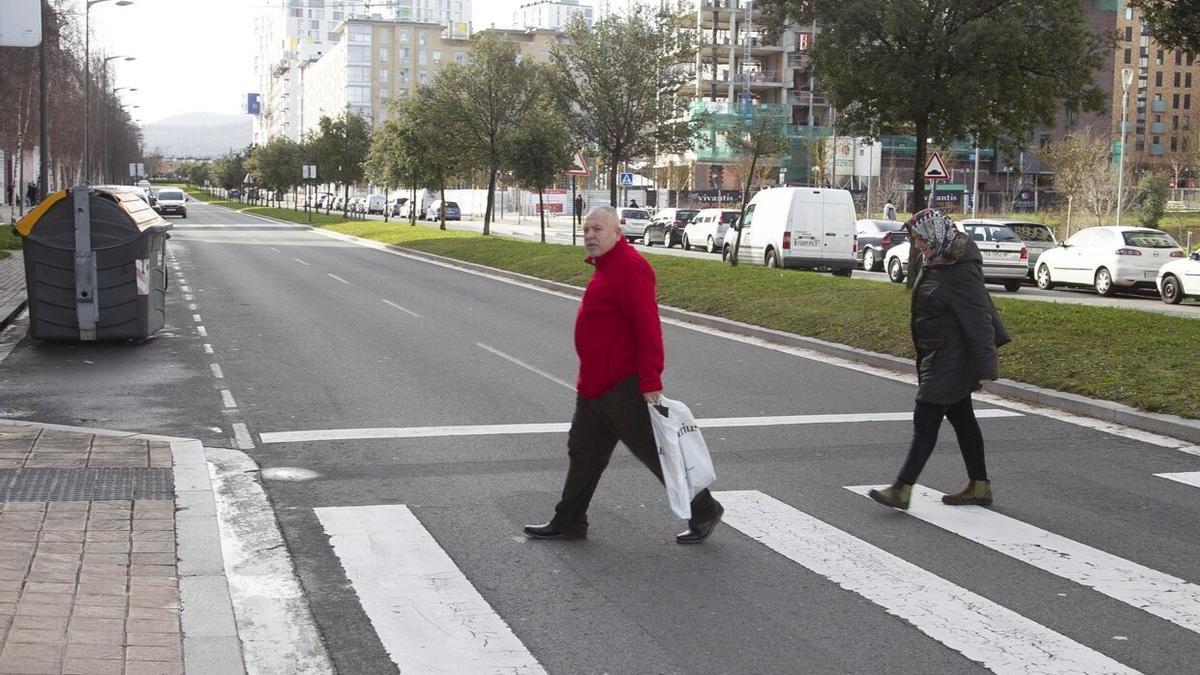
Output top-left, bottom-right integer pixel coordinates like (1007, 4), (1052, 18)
(869, 209), (1010, 510)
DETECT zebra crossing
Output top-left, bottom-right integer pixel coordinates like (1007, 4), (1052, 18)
(311, 475), (1200, 674)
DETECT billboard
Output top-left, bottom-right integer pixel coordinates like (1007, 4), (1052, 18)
(246, 93), (261, 116)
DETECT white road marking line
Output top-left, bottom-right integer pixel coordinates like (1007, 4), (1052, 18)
(232, 423), (253, 449)
(203, 344), (214, 355)
(381, 299), (420, 317)
(718, 490), (1137, 674)
(477, 342), (574, 391)
(184, 294), (195, 301)
(294, 258), (310, 266)
(270, 247), (281, 252)
(310, 227), (1198, 453)
(197, 326), (208, 337)
(258, 409), (1022, 444)
(180, 285), (191, 292)
(314, 505), (545, 674)
(220, 390), (237, 409)
(327, 273), (349, 284)
(847, 484), (1200, 635)
(207, 448), (334, 673)
(188, 303), (198, 311)
(210, 364), (224, 379)
(193, 314), (202, 322)
(1154, 471), (1200, 489)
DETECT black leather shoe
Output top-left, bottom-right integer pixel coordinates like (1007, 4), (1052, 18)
(523, 522), (586, 540)
(675, 503), (724, 545)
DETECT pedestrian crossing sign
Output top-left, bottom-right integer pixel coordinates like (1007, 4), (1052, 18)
(923, 152), (949, 181)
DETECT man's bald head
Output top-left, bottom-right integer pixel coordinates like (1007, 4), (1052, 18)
(583, 206), (623, 257)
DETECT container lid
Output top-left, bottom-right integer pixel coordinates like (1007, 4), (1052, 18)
(15, 186), (171, 246)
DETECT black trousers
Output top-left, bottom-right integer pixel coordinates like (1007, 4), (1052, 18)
(897, 396), (988, 485)
(552, 376), (719, 532)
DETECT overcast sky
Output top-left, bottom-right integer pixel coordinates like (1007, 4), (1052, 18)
(90, 0), (581, 124)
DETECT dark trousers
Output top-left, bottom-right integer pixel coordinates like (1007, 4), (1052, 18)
(552, 376), (719, 532)
(897, 396), (988, 485)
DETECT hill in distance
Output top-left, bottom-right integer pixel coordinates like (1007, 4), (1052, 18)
(142, 113), (253, 158)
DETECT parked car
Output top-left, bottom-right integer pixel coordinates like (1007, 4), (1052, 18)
(684, 208), (741, 254)
(618, 208), (652, 242)
(1034, 226), (1184, 296)
(1156, 251), (1200, 304)
(854, 219), (908, 271)
(153, 188), (188, 218)
(885, 222), (1028, 291)
(963, 218), (1058, 279)
(645, 208), (698, 247)
(425, 200), (461, 221)
(723, 187), (856, 275)
(227, 188), (241, 200)
(389, 197), (409, 217)
(956, 221), (1029, 291)
(364, 194), (386, 215)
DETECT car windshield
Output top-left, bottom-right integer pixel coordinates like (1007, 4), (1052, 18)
(444, 202), (459, 209)
(624, 209), (650, 219)
(157, 190), (183, 200)
(677, 210), (698, 221)
(1123, 230), (1178, 248)
(1005, 224), (1054, 242)
(964, 225), (1021, 243)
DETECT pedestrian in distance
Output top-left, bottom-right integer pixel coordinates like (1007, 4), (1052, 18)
(574, 194), (584, 227)
(524, 206), (724, 544)
(5, 183), (13, 207)
(884, 199), (896, 221)
(628, 198), (639, 208)
(869, 208), (1010, 511)
(26, 182), (37, 207)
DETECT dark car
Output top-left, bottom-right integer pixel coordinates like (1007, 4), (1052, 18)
(855, 218), (908, 271)
(646, 208), (698, 248)
(425, 200), (461, 221)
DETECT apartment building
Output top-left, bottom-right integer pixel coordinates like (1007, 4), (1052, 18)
(299, 19), (567, 136)
(514, 0), (594, 31)
(1115, 2), (1200, 186)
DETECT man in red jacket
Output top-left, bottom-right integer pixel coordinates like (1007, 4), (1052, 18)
(524, 206), (724, 544)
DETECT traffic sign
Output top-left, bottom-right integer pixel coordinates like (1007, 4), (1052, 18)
(564, 152), (589, 177)
(618, 172), (634, 187)
(923, 152), (949, 181)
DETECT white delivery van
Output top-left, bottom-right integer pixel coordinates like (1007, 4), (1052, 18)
(722, 187), (857, 276)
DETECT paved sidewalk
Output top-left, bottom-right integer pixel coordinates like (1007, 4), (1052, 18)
(2, 203), (28, 331)
(0, 422), (244, 675)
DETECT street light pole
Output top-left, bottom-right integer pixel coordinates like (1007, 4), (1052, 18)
(84, 0), (133, 183)
(1116, 67), (1134, 227)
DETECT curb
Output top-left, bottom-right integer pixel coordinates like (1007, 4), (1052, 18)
(304, 225), (1200, 446)
(0, 420), (248, 674)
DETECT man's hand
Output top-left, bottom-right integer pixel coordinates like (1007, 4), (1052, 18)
(643, 390), (663, 404)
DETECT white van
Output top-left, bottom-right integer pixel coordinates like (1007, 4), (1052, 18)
(722, 187), (857, 275)
(365, 194), (386, 215)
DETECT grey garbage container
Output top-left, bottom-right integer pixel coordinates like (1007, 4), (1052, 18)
(15, 185), (172, 341)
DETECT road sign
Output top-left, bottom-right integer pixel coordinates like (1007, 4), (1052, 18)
(128, 163), (144, 178)
(923, 152), (949, 181)
(564, 152), (588, 177)
(302, 164), (317, 180)
(618, 172), (634, 187)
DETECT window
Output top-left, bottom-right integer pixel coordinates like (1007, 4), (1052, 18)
(418, 32), (427, 46)
(379, 48), (388, 63)
(1171, 137), (1178, 151)
(1156, 72), (1163, 86)
(1175, 72), (1181, 87)
(1174, 115), (1179, 129)
(1187, 94), (1192, 109)
(378, 68), (388, 82)
(418, 71), (428, 84)
(432, 51), (442, 65)
(1124, 26), (1132, 42)
(398, 30), (409, 43)
(399, 47), (409, 61)
(348, 45), (370, 64)
(418, 50), (427, 65)
(346, 86), (370, 104)
(455, 51), (465, 63)
(1124, 48), (1131, 64)
(1185, 115), (1192, 130)
(1188, 73), (1194, 88)
(310, 19), (320, 29)
(349, 25), (371, 43)
(347, 65), (370, 83)
(1174, 93), (1180, 108)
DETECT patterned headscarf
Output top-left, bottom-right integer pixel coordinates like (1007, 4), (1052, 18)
(905, 208), (957, 258)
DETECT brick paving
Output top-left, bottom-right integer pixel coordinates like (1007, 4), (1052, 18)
(0, 426), (183, 675)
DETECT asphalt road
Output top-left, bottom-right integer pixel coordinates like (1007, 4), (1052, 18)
(3, 200), (1198, 673)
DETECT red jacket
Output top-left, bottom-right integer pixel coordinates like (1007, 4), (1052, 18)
(575, 237), (664, 399)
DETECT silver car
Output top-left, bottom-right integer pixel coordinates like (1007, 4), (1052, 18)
(961, 219), (1057, 279)
(619, 208), (652, 242)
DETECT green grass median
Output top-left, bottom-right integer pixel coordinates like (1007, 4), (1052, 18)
(179, 185), (1200, 420)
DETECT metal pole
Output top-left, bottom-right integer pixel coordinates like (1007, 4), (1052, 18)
(571, 175), (577, 247)
(1117, 69), (1133, 227)
(972, 136), (980, 218)
(39, 32), (49, 202)
(84, 7), (91, 183)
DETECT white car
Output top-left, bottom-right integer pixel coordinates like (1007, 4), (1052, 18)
(153, 188), (187, 218)
(618, 208), (652, 242)
(1035, 226), (1184, 296)
(1156, 251), (1200, 304)
(683, 208), (740, 253)
(885, 222), (1028, 292)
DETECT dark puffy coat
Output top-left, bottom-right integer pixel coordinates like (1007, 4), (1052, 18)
(910, 238), (1011, 405)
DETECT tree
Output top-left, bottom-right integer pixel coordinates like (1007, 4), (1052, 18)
(396, 88), (469, 230)
(431, 33), (539, 235)
(552, 5), (699, 207)
(210, 151), (247, 192)
(245, 136), (303, 206)
(1138, 172), (1170, 229)
(1038, 131), (1128, 229)
(307, 111), (371, 216)
(504, 105), (575, 243)
(759, 0), (1108, 211)
(364, 113), (408, 223)
(726, 106), (790, 266)
(1127, 1), (1200, 55)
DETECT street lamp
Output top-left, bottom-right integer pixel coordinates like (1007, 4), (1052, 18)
(1116, 67), (1134, 227)
(84, 0), (133, 183)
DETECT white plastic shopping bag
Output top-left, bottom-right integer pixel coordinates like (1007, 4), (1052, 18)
(648, 396), (717, 520)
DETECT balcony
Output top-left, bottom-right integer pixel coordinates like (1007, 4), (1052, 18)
(1150, 144), (1165, 155)
(1150, 122), (1166, 133)
(1152, 100), (1168, 112)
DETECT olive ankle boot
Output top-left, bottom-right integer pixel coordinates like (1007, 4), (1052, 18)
(941, 480), (992, 506)
(868, 481), (912, 510)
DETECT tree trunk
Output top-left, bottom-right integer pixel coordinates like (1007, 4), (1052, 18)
(608, 158), (619, 207)
(730, 152), (758, 267)
(439, 182), (447, 231)
(538, 188), (546, 243)
(383, 187), (389, 223)
(484, 167), (496, 235)
(912, 119), (928, 212)
(342, 183), (350, 218)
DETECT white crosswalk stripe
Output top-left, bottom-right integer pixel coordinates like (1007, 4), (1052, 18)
(314, 505), (546, 674)
(846, 484), (1200, 636)
(1155, 471), (1200, 489)
(717, 490), (1137, 674)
